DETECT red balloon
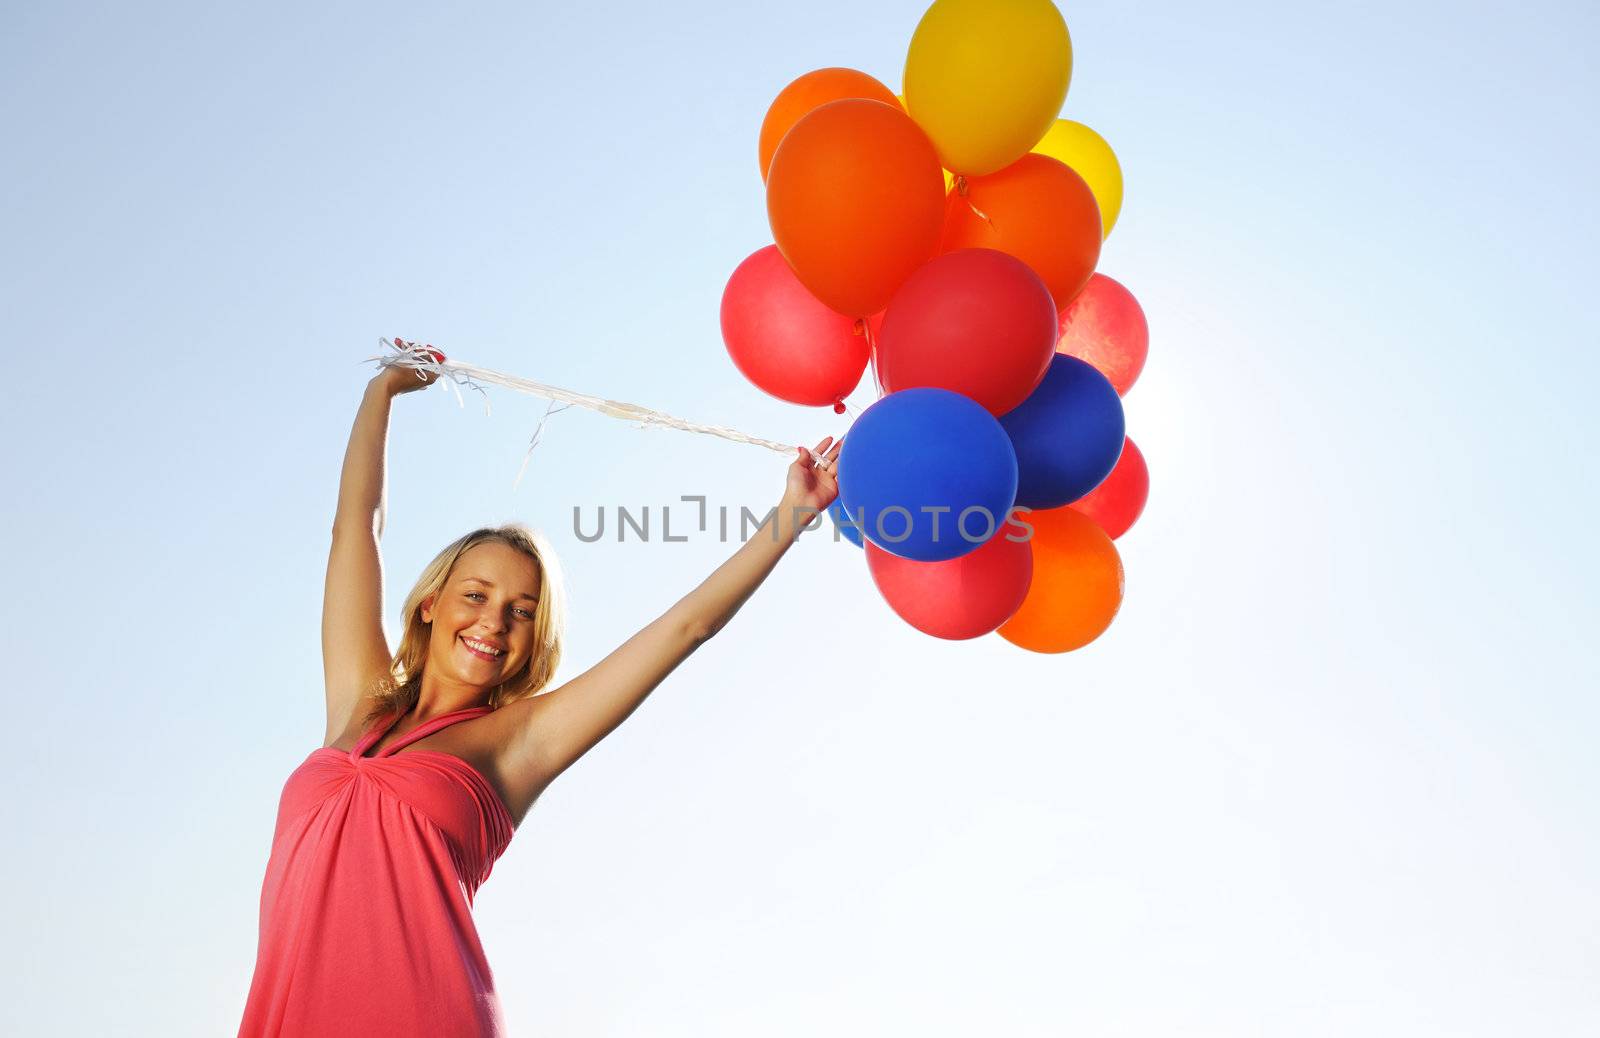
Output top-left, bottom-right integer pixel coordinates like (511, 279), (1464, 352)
(1069, 436), (1148, 539)
(720, 245), (870, 408)
(1056, 273), (1149, 396)
(877, 249), (1057, 415)
(864, 517), (1033, 639)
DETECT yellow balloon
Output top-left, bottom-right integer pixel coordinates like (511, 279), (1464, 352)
(1032, 119), (1123, 238)
(903, 0), (1072, 177)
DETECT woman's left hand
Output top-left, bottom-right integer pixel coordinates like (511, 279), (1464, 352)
(783, 435), (844, 513)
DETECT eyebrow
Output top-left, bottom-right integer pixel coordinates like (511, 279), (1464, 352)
(459, 576), (539, 602)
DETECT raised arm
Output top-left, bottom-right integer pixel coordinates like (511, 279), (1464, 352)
(492, 436), (844, 813)
(321, 350), (438, 743)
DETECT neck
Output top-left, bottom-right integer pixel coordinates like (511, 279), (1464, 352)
(413, 671), (492, 721)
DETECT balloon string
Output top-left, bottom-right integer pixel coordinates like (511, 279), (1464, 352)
(512, 398), (573, 492)
(955, 175), (995, 228)
(368, 337), (808, 458)
(862, 317), (885, 396)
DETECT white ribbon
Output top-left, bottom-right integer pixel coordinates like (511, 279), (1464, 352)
(366, 338), (826, 485)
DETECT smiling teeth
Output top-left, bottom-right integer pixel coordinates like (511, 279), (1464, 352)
(464, 638), (503, 657)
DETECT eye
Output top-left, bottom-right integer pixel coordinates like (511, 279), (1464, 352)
(465, 592), (486, 601)
(515, 607), (535, 620)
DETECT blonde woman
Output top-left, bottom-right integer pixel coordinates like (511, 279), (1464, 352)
(238, 347), (843, 1036)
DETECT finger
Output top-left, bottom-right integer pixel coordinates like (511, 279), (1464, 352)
(812, 435), (833, 454)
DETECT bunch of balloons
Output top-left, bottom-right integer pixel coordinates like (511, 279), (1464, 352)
(721, 0), (1151, 653)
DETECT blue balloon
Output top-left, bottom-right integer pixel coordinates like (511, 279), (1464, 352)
(999, 355), (1125, 509)
(838, 388), (1018, 562)
(827, 497), (864, 548)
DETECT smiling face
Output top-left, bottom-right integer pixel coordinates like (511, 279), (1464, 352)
(419, 540), (544, 692)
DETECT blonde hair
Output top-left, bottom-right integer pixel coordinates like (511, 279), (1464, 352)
(364, 524), (566, 726)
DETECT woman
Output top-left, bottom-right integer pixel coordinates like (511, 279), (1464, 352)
(238, 346), (843, 1036)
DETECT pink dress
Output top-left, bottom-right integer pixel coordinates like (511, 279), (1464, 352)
(238, 706), (516, 1037)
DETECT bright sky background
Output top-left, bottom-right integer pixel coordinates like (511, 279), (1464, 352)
(3, 1), (1596, 1035)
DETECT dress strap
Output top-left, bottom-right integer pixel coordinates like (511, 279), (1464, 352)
(352, 713), (399, 759)
(354, 706), (494, 759)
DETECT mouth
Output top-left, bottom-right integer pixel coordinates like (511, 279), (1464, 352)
(459, 636), (506, 662)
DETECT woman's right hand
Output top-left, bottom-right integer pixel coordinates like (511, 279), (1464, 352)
(372, 338), (446, 397)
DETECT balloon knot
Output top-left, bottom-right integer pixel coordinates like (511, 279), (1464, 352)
(851, 318), (867, 336)
(832, 400), (847, 415)
(955, 175), (969, 197)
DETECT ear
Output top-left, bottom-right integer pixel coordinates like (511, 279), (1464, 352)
(420, 594), (436, 624)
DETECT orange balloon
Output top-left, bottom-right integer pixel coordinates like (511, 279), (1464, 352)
(767, 99), (945, 317)
(941, 154), (1102, 308)
(997, 505), (1123, 653)
(759, 69), (901, 182)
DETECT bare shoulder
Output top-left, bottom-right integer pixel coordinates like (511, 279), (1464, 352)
(475, 694), (558, 824)
(323, 694), (386, 750)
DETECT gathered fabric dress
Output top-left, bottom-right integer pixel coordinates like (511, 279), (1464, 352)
(238, 705), (516, 1037)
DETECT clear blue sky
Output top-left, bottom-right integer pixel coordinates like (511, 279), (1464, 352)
(3, 1), (1596, 1034)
